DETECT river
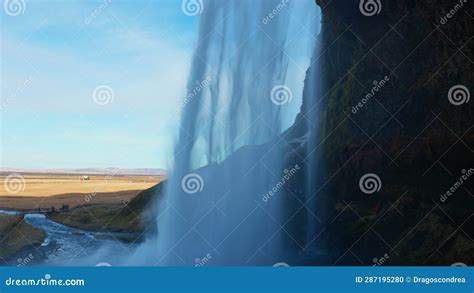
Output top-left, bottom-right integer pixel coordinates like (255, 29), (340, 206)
(1, 210), (138, 266)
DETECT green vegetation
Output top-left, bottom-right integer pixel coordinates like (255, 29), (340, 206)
(48, 182), (164, 235)
(94, 234), (143, 243)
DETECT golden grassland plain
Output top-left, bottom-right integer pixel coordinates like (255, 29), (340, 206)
(0, 174), (164, 210)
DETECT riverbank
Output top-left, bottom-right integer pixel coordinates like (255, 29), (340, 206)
(48, 203), (145, 234)
(47, 182), (163, 235)
(0, 214), (46, 261)
(0, 182), (163, 263)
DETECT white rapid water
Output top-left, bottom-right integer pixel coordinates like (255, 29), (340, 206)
(0, 210), (136, 266)
(129, 0), (321, 266)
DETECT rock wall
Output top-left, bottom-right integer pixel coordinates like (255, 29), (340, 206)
(296, 0), (474, 265)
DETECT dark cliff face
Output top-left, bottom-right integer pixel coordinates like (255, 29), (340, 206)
(298, 0), (473, 264)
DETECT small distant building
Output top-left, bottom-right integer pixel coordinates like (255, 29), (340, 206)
(81, 176), (91, 181)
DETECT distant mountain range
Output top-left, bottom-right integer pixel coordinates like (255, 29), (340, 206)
(0, 168), (167, 176)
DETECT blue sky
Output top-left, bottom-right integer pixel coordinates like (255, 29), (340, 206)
(1, 0), (198, 169)
(1, 0), (319, 170)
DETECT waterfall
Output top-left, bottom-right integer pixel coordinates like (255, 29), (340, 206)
(176, 0), (295, 169)
(130, 0), (320, 266)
